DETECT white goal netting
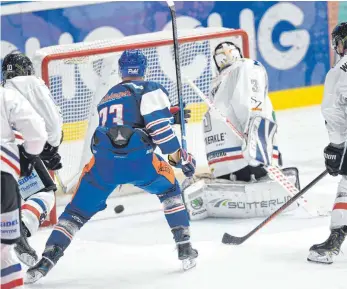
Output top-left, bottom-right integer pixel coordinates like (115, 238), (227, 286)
(33, 27), (249, 194)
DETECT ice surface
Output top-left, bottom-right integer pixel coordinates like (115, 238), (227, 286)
(27, 106), (346, 289)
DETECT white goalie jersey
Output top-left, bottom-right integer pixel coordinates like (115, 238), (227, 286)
(204, 58), (279, 177)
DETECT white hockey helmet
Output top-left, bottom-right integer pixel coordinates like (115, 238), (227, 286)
(213, 41), (243, 72)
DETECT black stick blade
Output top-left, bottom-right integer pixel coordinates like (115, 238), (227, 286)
(222, 233), (246, 245)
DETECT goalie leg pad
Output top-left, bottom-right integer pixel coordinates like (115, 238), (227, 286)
(182, 179), (209, 221)
(182, 169), (300, 219)
(21, 191), (55, 237)
(331, 176), (347, 229)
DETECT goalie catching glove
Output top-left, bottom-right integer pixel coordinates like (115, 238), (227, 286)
(168, 149), (196, 177)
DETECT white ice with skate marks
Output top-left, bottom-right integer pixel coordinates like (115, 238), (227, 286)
(27, 106), (346, 289)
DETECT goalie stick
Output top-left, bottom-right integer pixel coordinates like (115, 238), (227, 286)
(184, 78), (307, 208)
(167, 0), (187, 150)
(222, 170), (328, 245)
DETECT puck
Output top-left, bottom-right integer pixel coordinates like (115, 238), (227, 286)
(114, 205), (124, 214)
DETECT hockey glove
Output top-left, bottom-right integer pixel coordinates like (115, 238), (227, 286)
(168, 149), (196, 177)
(40, 142), (62, 170)
(324, 143), (345, 176)
(18, 145), (38, 177)
(170, 106), (191, 125)
(40, 142), (59, 160)
(42, 153), (62, 171)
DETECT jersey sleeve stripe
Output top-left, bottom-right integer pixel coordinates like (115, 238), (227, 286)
(146, 118), (171, 129)
(0, 155), (20, 176)
(153, 133), (176, 145)
(0, 145), (20, 162)
(149, 124), (172, 136)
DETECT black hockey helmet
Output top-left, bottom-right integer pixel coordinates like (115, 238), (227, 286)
(331, 22), (347, 56)
(1, 51), (34, 84)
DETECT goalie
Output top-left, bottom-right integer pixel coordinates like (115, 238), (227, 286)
(182, 42), (300, 220)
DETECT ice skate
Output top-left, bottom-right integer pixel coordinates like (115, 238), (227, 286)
(25, 245), (64, 284)
(14, 223), (38, 267)
(172, 226), (198, 271)
(307, 226), (347, 264)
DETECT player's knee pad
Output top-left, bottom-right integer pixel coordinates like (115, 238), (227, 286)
(21, 191), (55, 236)
(60, 207), (89, 230)
(331, 176), (347, 229)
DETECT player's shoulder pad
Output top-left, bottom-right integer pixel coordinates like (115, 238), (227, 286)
(6, 75), (45, 90)
(240, 58), (264, 68)
(121, 80), (168, 96)
(143, 81), (169, 96)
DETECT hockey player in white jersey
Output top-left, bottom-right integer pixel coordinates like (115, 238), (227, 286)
(2, 51), (63, 267)
(1, 86), (47, 289)
(182, 41), (300, 220)
(307, 22), (347, 264)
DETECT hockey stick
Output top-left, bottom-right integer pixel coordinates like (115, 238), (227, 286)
(54, 170), (67, 193)
(222, 170), (328, 245)
(167, 0), (187, 150)
(184, 78), (307, 207)
(54, 170), (80, 194)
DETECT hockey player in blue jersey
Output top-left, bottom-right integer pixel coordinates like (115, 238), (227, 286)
(26, 50), (198, 283)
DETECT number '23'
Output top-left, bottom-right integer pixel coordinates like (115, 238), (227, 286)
(99, 104), (123, 126)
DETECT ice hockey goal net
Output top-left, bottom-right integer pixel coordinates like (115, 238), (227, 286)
(33, 27), (249, 224)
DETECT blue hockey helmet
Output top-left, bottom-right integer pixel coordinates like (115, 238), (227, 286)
(118, 50), (147, 78)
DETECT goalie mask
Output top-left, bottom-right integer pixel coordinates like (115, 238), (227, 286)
(2, 51), (34, 85)
(118, 49), (147, 78)
(331, 22), (347, 57)
(213, 41), (243, 72)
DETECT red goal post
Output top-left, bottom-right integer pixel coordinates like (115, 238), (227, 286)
(34, 27), (249, 226)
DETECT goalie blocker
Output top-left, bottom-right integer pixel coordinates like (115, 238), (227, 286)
(182, 167), (300, 220)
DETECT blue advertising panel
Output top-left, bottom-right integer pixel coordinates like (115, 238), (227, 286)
(1, 1), (330, 93)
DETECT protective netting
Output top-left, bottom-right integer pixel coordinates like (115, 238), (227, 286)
(33, 27), (248, 191)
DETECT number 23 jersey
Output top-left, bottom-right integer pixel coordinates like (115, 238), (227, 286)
(97, 80), (180, 155)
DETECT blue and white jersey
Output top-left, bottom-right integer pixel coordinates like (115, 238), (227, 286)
(96, 80), (180, 155)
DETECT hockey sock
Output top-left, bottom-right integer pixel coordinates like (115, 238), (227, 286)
(158, 186), (189, 228)
(45, 209), (88, 254)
